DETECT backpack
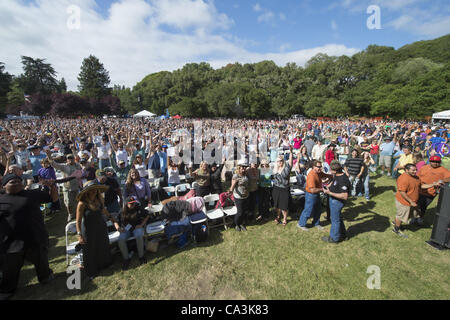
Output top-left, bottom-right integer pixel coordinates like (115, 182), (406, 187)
(216, 192), (235, 209)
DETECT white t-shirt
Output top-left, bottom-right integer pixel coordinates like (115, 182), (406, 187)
(135, 163), (147, 178)
(167, 167), (180, 184)
(116, 149), (129, 166)
(97, 142), (111, 160)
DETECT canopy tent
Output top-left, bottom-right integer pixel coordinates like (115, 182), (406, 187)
(432, 110), (450, 120)
(133, 110), (156, 118)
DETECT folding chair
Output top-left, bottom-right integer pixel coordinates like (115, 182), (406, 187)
(106, 220), (121, 244)
(203, 194), (225, 229)
(289, 176), (298, 185)
(175, 183), (191, 197)
(191, 181), (199, 190)
(178, 175), (186, 182)
(187, 197), (208, 228)
(65, 221), (78, 265)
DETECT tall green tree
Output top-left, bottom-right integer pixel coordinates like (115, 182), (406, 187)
(0, 62), (12, 114)
(17, 56), (59, 95)
(78, 55), (111, 99)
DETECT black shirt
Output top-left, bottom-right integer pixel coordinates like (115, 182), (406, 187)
(100, 177), (120, 205)
(0, 190), (51, 250)
(328, 174), (351, 203)
(120, 206), (148, 228)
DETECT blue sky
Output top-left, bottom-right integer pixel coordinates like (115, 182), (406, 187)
(1, 0), (449, 90)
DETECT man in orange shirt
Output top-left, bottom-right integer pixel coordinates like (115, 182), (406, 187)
(297, 160), (333, 231)
(393, 164), (421, 238)
(416, 155), (450, 225)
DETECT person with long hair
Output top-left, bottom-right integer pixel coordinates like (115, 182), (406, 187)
(229, 159), (250, 231)
(118, 196), (150, 270)
(272, 145), (293, 226)
(361, 152), (375, 200)
(124, 169), (152, 209)
(189, 161), (212, 197)
(76, 181), (118, 280)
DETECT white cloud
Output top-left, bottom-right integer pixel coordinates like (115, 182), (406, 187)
(258, 11), (275, 23)
(0, 0), (360, 91)
(253, 3), (262, 12)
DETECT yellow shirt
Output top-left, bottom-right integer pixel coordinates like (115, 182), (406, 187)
(398, 154), (414, 175)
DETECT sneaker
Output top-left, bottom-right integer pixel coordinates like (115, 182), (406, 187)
(365, 196), (370, 201)
(297, 224), (309, 231)
(321, 236), (339, 244)
(392, 227), (408, 238)
(235, 225), (241, 232)
(122, 259), (131, 271)
(315, 225), (325, 230)
(239, 225), (247, 231)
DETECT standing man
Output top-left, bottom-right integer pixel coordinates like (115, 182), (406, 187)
(392, 164), (421, 238)
(416, 155), (450, 225)
(344, 149), (364, 197)
(0, 174), (55, 300)
(95, 169), (123, 219)
(297, 160), (332, 231)
(322, 162), (351, 243)
(379, 136), (395, 176)
(27, 146), (46, 183)
(46, 150), (81, 222)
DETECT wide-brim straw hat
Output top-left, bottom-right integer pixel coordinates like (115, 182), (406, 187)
(76, 180), (109, 202)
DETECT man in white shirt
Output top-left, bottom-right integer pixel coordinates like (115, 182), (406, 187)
(311, 140), (327, 162)
(96, 135), (112, 170)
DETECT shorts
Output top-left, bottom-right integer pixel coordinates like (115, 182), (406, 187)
(395, 199), (419, 223)
(379, 155), (392, 168)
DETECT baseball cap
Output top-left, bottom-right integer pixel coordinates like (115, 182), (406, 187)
(429, 155), (441, 162)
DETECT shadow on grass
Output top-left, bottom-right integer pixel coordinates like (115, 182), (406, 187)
(343, 200), (390, 239)
(147, 229), (225, 266)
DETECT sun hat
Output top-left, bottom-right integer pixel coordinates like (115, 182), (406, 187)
(76, 180), (109, 202)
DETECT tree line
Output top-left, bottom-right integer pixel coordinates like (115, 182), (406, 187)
(1, 34), (449, 119)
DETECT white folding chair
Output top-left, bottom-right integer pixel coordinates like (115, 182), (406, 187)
(178, 175), (186, 182)
(163, 186), (176, 195)
(186, 197), (208, 226)
(65, 221), (78, 265)
(289, 176), (298, 185)
(203, 194), (225, 229)
(175, 183), (191, 197)
(191, 181), (199, 190)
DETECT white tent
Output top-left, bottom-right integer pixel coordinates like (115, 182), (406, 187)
(133, 110), (156, 118)
(432, 110), (450, 121)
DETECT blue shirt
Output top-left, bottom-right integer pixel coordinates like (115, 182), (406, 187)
(380, 141), (395, 156)
(29, 153), (47, 176)
(430, 137), (445, 145)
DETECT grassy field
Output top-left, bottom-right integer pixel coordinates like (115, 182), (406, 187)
(11, 169), (450, 300)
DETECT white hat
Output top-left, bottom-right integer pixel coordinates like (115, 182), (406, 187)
(237, 158), (249, 167)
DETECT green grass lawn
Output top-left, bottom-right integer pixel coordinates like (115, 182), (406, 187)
(11, 171), (450, 300)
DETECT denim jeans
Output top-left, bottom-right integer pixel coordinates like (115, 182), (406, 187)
(298, 192), (321, 227)
(329, 197), (346, 242)
(118, 227), (145, 260)
(348, 175), (360, 196)
(362, 173), (370, 199)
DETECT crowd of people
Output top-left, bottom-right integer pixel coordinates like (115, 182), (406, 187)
(0, 116), (449, 299)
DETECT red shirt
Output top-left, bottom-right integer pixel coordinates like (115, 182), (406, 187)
(325, 150), (335, 165)
(370, 144), (380, 155)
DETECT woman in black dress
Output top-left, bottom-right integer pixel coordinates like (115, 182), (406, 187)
(76, 181), (119, 280)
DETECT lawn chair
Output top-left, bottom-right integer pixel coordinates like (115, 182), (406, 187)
(65, 221), (78, 265)
(175, 183), (191, 197)
(203, 194), (225, 229)
(217, 192), (237, 229)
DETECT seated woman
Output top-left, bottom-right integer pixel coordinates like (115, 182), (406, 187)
(189, 161), (212, 197)
(118, 196), (150, 270)
(124, 169), (152, 209)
